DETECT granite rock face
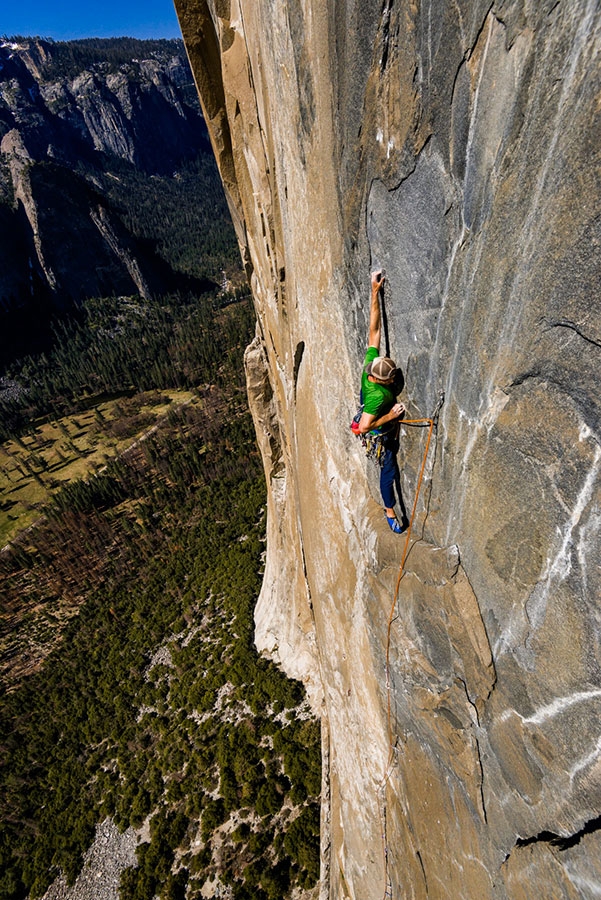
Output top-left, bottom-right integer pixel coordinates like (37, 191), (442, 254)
(175, 1), (601, 897)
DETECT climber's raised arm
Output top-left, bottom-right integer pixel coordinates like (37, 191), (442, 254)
(368, 270), (385, 350)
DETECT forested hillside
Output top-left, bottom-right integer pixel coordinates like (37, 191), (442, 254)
(0, 37), (320, 900)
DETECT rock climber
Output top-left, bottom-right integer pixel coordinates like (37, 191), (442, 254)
(356, 270), (407, 534)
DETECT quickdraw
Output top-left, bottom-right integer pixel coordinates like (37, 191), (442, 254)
(350, 406), (387, 466)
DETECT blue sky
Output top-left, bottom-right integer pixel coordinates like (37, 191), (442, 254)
(1, 0), (182, 42)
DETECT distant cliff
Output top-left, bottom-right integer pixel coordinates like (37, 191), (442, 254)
(175, 2), (601, 898)
(0, 37), (235, 357)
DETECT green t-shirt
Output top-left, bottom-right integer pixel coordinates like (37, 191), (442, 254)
(361, 347), (396, 425)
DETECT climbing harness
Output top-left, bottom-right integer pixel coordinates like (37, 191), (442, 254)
(377, 390), (445, 899)
(351, 406), (393, 467)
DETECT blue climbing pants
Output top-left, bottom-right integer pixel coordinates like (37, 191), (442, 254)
(380, 435), (399, 509)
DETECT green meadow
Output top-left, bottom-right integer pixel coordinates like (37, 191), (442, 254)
(0, 389), (197, 546)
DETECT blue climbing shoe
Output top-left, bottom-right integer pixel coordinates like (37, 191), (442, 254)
(386, 515), (404, 534)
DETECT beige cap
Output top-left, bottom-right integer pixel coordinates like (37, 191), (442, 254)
(366, 356), (396, 381)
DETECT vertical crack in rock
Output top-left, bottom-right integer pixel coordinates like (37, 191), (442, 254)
(379, 0), (395, 73)
(456, 676), (489, 823)
(293, 340), (305, 401)
(415, 849), (428, 894)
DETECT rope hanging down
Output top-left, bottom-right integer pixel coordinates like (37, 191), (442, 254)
(378, 390), (444, 900)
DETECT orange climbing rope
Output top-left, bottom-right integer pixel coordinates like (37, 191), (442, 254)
(378, 394), (444, 899)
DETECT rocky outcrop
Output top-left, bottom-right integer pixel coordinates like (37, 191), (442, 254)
(175, 1), (601, 897)
(0, 39), (206, 173)
(0, 38), (213, 320)
(40, 818), (139, 900)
